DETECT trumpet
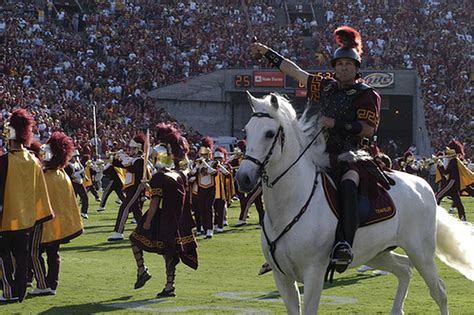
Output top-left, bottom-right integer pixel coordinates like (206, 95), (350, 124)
(430, 153), (456, 161)
(106, 149), (124, 157)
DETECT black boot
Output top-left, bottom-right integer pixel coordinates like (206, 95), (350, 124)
(331, 179), (360, 273)
(134, 269), (152, 289)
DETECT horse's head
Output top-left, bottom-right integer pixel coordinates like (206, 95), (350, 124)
(236, 92), (292, 192)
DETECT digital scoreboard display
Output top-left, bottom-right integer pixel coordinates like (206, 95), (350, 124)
(234, 74), (252, 88)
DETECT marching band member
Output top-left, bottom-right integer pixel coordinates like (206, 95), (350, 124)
(401, 150), (419, 175)
(232, 140), (265, 228)
(83, 154), (101, 203)
(190, 137), (218, 239)
(29, 132), (83, 296)
(130, 124), (198, 298)
(108, 133), (147, 241)
(435, 140), (474, 221)
(0, 109), (53, 303)
(66, 150), (89, 219)
(211, 147), (232, 233)
(97, 152), (126, 212)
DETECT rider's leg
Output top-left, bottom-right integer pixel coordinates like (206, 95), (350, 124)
(332, 169), (360, 270)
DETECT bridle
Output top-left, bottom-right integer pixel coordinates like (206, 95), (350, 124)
(243, 112), (284, 187)
(243, 112), (324, 188)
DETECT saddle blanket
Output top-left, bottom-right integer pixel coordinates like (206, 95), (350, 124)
(322, 173), (396, 227)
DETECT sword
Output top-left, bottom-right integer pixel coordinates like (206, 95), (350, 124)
(241, 0), (257, 42)
(142, 129), (150, 184)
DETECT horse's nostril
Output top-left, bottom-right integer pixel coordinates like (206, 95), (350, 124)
(244, 176), (251, 186)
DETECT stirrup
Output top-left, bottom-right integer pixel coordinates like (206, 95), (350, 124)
(330, 241), (354, 266)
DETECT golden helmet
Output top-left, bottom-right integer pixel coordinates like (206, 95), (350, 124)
(199, 146), (212, 158)
(152, 144), (173, 169)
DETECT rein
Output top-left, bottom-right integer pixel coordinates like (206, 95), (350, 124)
(243, 112), (325, 188)
(262, 171), (320, 275)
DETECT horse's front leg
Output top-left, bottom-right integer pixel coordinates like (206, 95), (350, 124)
(272, 272), (301, 315)
(302, 263), (326, 315)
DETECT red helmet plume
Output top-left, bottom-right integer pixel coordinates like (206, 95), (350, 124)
(201, 136), (214, 150)
(331, 26), (363, 67)
(9, 108), (34, 146)
(47, 131), (75, 168)
(447, 140), (464, 159)
(155, 123), (186, 159)
(334, 26), (363, 55)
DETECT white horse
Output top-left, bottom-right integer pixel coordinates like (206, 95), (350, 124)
(235, 92), (474, 315)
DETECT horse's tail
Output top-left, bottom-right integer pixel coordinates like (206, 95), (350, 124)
(435, 206), (474, 281)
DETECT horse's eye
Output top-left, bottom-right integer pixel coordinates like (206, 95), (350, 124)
(265, 130), (275, 139)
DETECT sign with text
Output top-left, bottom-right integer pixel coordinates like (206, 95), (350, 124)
(364, 72), (395, 88)
(253, 71), (285, 87)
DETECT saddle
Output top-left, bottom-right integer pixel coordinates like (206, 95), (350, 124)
(322, 163), (396, 227)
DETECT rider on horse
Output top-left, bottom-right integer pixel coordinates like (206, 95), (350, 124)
(251, 26), (381, 272)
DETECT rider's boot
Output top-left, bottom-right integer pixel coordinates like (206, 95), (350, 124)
(331, 179), (360, 273)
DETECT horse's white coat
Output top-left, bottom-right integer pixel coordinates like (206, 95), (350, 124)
(236, 93), (474, 315)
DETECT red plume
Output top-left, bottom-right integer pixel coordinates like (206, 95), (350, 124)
(447, 140), (464, 159)
(133, 132), (146, 145)
(334, 26), (363, 56)
(9, 108), (34, 146)
(237, 139), (247, 151)
(201, 136), (214, 151)
(155, 123), (186, 159)
(47, 131), (75, 168)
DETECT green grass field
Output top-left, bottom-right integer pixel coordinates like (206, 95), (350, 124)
(2, 195), (473, 314)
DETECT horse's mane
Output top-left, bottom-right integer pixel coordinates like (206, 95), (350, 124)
(257, 93), (329, 168)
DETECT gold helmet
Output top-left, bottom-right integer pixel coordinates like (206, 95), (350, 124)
(152, 144), (173, 169)
(199, 146), (212, 159)
(178, 157), (190, 170)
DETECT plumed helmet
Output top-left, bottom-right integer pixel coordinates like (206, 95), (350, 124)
(44, 132), (75, 168)
(214, 146), (227, 160)
(447, 139), (464, 159)
(155, 123), (186, 160)
(331, 26), (363, 67)
(199, 136), (214, 158)
(214, 151), (225, 159)
(236, 139), (247, 151)
(7, 108), (34, 146)
(129, 132), (146, 149)
(198, 146), (212, 158)
(403, 150), (414, 162)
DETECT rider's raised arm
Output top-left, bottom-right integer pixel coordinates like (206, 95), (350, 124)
(250, 42), (309, 87)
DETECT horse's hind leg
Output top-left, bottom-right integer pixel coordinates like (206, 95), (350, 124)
(272, 273), (301, 315)
(365, 251), (413, 315)
(405, 248), (448, 315)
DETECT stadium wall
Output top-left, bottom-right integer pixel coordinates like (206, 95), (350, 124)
(149, 69), (432, 155)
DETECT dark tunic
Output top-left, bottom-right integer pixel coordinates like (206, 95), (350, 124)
(130, 169), (198, 270)
(306, 74), (381, 155)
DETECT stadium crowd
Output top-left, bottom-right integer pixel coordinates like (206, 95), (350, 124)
(0, 0), (472, 158)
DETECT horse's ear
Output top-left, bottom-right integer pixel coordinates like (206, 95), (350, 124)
(270, 93), (279, 110)
(246, 90), (256, 112)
